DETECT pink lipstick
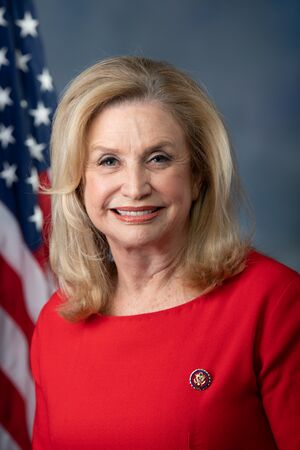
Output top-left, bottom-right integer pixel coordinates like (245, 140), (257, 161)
(111, 206), (163, 223)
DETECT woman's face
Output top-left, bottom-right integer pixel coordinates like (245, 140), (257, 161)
(84, 101), (199, 253)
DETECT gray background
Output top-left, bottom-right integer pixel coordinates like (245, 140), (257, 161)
(36, 0), (300, 271)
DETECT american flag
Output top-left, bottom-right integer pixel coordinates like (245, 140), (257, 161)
(0, 0), (56, 448)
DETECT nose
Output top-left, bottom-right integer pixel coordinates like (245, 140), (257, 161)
(121, 163), (152, 199)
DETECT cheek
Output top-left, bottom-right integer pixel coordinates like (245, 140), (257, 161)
(160, 170), (193, 205)
(83, 174), (103, 213)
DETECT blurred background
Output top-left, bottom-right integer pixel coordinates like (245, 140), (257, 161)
(36, 0), (300, 270)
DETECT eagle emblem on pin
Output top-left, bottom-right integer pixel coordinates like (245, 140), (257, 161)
(189, 368), (212, 391)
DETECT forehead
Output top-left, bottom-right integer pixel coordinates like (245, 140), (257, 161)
(87, 101), (186, 150)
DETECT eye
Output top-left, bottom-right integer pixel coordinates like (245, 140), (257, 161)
(98, 156), (119, 167)
(148, 153), (171, 165)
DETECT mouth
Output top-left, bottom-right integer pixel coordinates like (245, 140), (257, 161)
(110, 206), (163, 223)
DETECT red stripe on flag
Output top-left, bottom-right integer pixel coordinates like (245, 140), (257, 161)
(0, 256), (34, 345)
(0, 369), (32, 450)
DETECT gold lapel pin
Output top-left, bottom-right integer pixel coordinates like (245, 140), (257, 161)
(189, 368), (212, 391)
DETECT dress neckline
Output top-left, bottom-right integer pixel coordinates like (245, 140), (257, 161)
(98, 292), (207, 320)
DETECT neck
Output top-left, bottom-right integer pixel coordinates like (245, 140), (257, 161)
(105, 242), (200, 316)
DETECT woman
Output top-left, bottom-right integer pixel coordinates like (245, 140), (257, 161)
(31, 56), (300, 449)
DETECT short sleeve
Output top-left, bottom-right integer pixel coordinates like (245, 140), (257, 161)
(256, 275), (300, 450)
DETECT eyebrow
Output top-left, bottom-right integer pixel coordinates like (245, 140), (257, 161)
(88, 140), (175, 155)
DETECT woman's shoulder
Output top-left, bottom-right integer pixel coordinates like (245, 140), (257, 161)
(38, 289), (63, 315)
(35, 289), (71, 331)
(245, 250), (299, 281)
(231, 249), (300, 300)
(33, 290), (88, 350)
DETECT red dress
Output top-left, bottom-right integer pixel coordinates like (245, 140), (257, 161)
(31, 252), (300, 449)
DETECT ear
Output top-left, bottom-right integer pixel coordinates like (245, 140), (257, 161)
(192, 175), (202, 201)
(76, 181), (85, 205)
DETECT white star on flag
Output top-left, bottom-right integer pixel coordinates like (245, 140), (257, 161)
(15, 50), (31, 72)
(25, 135), (46, 161)
(0, 86), (13, 110)
(28, 205), (43, 231)
(1, 2), (57, 448)
(0, 7), (7, 27)
(0, 124), (15, 148)
(16, 11), (39, 38)
(26, 167), (39, 192)
(37, 68), (54, 92)
(29, 101), (51, 126)
(0, 161), (18, 187)
(0, 47), (9, 69)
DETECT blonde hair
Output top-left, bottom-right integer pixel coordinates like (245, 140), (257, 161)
(50, 55), (250, 321)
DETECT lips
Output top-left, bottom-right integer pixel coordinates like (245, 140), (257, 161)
(117, 209), (157, 216)
(110, 206), (163, 223)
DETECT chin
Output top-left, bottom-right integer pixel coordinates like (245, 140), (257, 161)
(107, 228), (170, 251)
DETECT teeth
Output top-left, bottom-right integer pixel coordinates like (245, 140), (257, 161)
(116, 209), (156, 216)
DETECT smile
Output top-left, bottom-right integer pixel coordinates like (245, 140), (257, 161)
(111, 207), (163, 223)
(116, 209), (157, 216)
